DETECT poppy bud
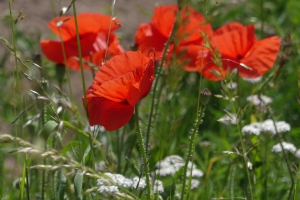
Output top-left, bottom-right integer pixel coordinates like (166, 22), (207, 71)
(200, 88), (211, 106)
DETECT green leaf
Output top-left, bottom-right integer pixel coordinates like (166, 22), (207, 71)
(61, 141), (79, 156)
(20, 162), (27, 200)
(125, 157), (140, 176)
(39, 120), (58, 139)
(83, 145), (91, 166)
(74, 170), (83, 200)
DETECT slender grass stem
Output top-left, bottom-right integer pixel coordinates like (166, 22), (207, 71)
(8, 2), (26, 199)
(267, 107), (295, 199)
(104, 0), (116, 61)
(50, 0), (74, 102)
(134, 105), (153, 200)
(228, 99), (254, 199)
(180, 105), (206, 200)
(71, 2), (87, 112)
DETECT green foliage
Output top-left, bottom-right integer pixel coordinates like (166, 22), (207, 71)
(0, 0), (300, 199)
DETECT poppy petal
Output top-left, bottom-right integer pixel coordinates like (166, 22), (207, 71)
(48, 13), (121, 40)
(86, 96), (134, 131)
(178, 6), (213, 44)
(239, 36), (281, 78)
(135, 23), (168, 59)
(126, 58), (155, 106)
(93, 51), (153, 103)
(150, 5), (177, 38)
(212, 23), (257, 59)
(41, 33), (97, 66)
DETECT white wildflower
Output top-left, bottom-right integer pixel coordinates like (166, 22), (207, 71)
(226, 82), (237, 89)
(247, 94), (272, 109)
(295, 149), (300, 159)
(155, 155), (203, 179)
(155, 155), (185, 176)
(271, 142), (296, 153)
(190, 179), (200, 190)
(153, 180), (164, 194)
(186, 168), (204, 178)
(243, 76), (263, 83)
(261, 119), (291, 135)
(104, 173), (132, 188)
(98, 185), (119, 194)
(218, 114), (237, 125)
(242, 122), (262, 135)
(242, 119), (290, 135)
(132, 177), (146, 189)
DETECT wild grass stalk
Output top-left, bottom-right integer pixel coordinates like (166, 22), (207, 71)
(49, 0), (74, 102)
(180, 98), (207, 200)
(134, 105), (153, 200)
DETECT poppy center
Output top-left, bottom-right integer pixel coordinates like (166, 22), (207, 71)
(237, 55), (242, 60)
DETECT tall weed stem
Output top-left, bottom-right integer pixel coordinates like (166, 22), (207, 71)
(180, 105), (206, 200)
(228, 99), (254, 199)
(135, 105), (153, 200)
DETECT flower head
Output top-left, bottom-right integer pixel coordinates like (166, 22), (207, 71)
(155, 155), (203, 177)
(84, 50), (155, 131)
(247, 94), (272, 110)
(40, 13), (124, 70)
(135, 4), (212, 70)
(271, 142), (297, 153)
(242, 119), (291, 135)
(198, 22), (281, 81)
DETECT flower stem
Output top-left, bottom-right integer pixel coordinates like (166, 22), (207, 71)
(135, 105), (153, 200)
(180, 105), (206, 200)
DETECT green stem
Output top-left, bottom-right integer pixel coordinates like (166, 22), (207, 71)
(228, 99), (254, 199)
(50, 0), (74, 102)
(104, 0), (116, 61)
(260, 0), (265, 38)
(267, 107), (294, 199)
(72, 2), (87, 113)
(180, 105), (206, 200)
(135, 105), (153, 200)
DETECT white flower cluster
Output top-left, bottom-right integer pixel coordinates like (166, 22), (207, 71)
(271, 142), (297, 153)
(97, 173), (145, 195)
(242, 119), (291, 135)
(97, 173), (164, 195)
(247, 94), (272, 110)
(155, 155), (203, 190)
(155, 155), (203, 178)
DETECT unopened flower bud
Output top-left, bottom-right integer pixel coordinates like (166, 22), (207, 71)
(200, 88), (211, 106)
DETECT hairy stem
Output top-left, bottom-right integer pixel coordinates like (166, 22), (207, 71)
(135, 105), (153, 200)
(181, 105), (206, 200)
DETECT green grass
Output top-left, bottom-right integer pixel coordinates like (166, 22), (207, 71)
(0, 0), (300, 200)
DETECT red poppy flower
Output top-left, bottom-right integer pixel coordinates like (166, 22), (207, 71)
(84, 50), (155, 131)
(40, 13), (124, 70)
(135, 4), (212, 70)
(198, 22), (281, 81)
